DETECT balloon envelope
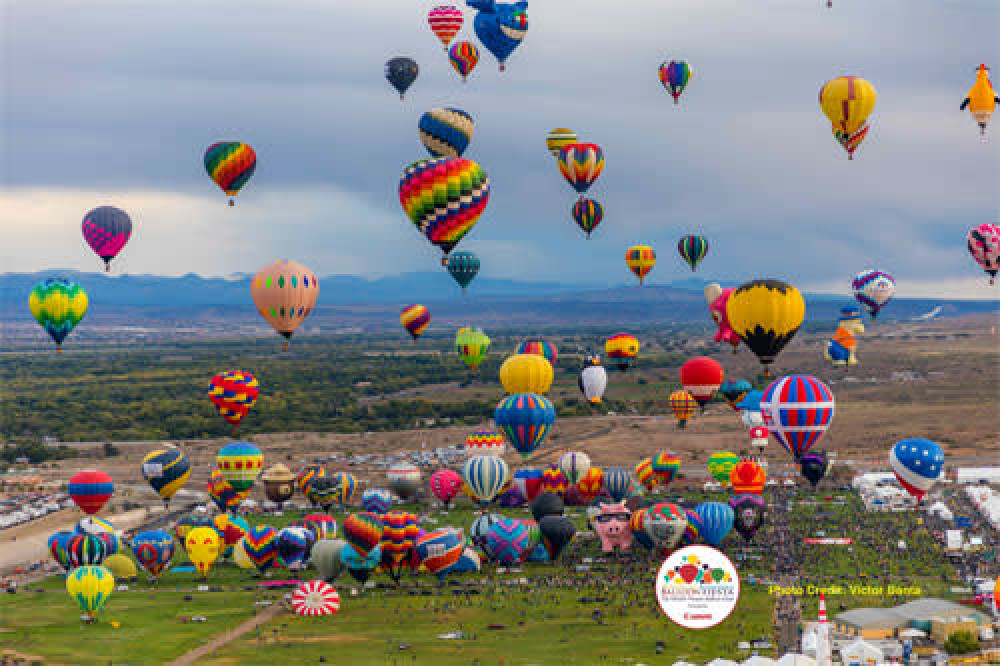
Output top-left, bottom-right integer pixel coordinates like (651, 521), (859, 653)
(250, 260), (319, 344)
(29, 278), (88, 349)
(82, 206), (132, 270)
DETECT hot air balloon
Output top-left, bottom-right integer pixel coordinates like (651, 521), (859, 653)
(296, 464), (326, 496)
(530, 492), (564, 523)
(174, 512), (215, 542)
(208, 371), (259, 433)
(467, 0), (527, 71)
(277, 526), (316, 570)
(540, 465), (568, 497)
(464, 430), (505, 457)
(310, 539), (347, 583)
(416, 528), (465, 579)
(967, 223), (1000, 284)
(730, 494), (765, 542)
(343, 513), (384, 559)
(677, 235), (708, 271)
(430, 469), (463, 507)
(512, 468), (545, 503)
(81, 206), (132, 271)
(448, 41), (479, 82)
(399, 304), (431, 341)
(419, 108), (474, 158)
(428, 5), (463, 49)
(140, 447), (190, 506)
(305, 478), (338, 510)
(361, 489), (392, 515)
(730, 459), (766, 494)
(29, 278), (88, 351)
(400, 158), (489, 262)
(605, 333), (639, 371)
(499, 353), (553, 394)
(379, 511), (420, 582)
(132, 530), (175, 580)
(216, 441), (263, 492)
(330, 471), (358, 506)
(454, 326), (491, 372)
(659, 61), (692, 104)
(251, 259), (319, 350)
(494, 393), (556, 458)
(961, 64), (999, 134)
(516, 338), (557, 366)
(651, 451), (681, 487)
(799, 451), (829, 487)
(704, 283), (741, 353)
(446, 251), (480, 292)
(635, 457), (656, 492)
(572, 198), (603, 239)
(681, 508), (703, 546)
(341, 542), (380, 583)
(719, 379), (752, 410)
(761, 375), (834, 460)
(387, 463), (422, 501)
(726, 279), (805, 374)
(889, 438), (944, 503)
(207, 468), (248, 513)
(546, 128), (577, 157)
(184, 527), (222, 577)
(66, 566), (114, 621)
(68, 533), (107, 567)
(749, 425), (769, 454)
(204, 141), (256, 205)
(385, 56), (419, 99)
(680, 356), (725, 410)
(603, 468), (632, 502)
(68, 470), (113, 516)
(695, 502), (734, 547)
(243, 525), (279, 572)
(852, 270), (895, 320)
(626, 245), (656, 285)
(463, 455), (510, 504)
(539, 515), (575, 560)
(668, 390), (698, 428)
(575, 466), (604, 505)
(485, 518), (530, 564)
(707, 452), (740, 486)
(645, 503), (687, 552)
(559, 452), (590, 486)
(291, 580), (341, 617)
(48, 531), (74, 571)
(819, 76), (876, 159)
(578, 356), (607, 404)
(558, 143), (604, 198)
(261, 464), (296, 506)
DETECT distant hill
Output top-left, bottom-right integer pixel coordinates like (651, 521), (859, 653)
(2, 270), (996, 328)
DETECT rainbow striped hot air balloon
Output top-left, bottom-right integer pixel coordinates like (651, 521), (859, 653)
(651, 452), (681, 486)
(216, 441), (263, 492)
(400, 304), (431, 340)
(557, 143), (604, 198)
(242, 525), (279, 572)
(516, 338), (558, 366)
(208, 371), (259, 432)
(658, 60), (692, 104)
(494, 393), (556, 459)
(448, 40), (479, 82)
(760, 375), (835, 460)
(29, 278), (88, 351)
(343, 513), (384, 559)
(572, 198), (604, 239)
(204, 141), (256, 205)
(635, 457), (656, 491)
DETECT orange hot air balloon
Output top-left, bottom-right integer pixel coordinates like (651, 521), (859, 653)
(625, 245), (656, 285)
(668, 390), (698, 428)
(730, 459), (766, 494)
(575, 466), (604, 504)
(250, 260), (320, 350)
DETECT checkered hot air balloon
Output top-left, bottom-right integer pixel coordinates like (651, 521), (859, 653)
(291, 580), (341, 617)
(889, 438), (944, 503)
(760, 375), (835, 460)
(68, 470), (113, 516)
(208, 371), (259, 432)
(216, 441), (263, 492)
(668, 390), (698, 428)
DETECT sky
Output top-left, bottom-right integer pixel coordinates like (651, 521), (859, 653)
(2, 0), (998, 299)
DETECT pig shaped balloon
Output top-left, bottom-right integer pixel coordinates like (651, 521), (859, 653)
(704, 283), (741, 352)
(593, 501), (632, 553)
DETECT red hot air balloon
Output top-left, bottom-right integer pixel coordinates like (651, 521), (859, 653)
(68, 470), (114, 515)
(679, 357), (725, 410)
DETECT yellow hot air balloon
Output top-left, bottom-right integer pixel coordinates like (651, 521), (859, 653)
(725, 279), (805, 375)
(103, 553), (138, 580)
(250, 259), (320, 350)
(66, 565), (114, 620)
(546, 128), (578, 158)
(499, 354), (554, 394)
(961, 64), (999, 135)
(625, 245), (656, 285)
(184, 526), (222, 577)
(232, 538), (256, 570)
(819, 76), (876, 159)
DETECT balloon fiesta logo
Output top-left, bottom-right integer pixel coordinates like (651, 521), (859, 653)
(655, 545), (740, 629)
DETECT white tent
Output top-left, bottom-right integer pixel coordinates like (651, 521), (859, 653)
(840, 638), (883, 665)
(775, 656), (817, 666)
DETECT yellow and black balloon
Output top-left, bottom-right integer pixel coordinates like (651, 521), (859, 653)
(140, 447), (191, 506)
(725, 279), (805, 374)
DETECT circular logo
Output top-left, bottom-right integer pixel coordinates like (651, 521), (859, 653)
(654, 545), (740, 629)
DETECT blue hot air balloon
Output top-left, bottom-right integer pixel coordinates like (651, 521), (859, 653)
(889, 438), (944, 503)
(494, 393), (555, 459)
(602, 467), (632, 502)
(467, 0), (527, 71)
(695, 502), (734, 547)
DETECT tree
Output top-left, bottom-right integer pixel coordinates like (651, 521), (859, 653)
(943, 630), (979, 655)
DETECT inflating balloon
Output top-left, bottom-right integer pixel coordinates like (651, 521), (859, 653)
(66, 565), (114, 621)
(207, 468), (248, 513)
(415, 528), (464, 579)
(184, 527), (222, 577)
(310, 539), (347, 582)
(343, 513), (384, 559)
(719, 379), (752, 410)
(29, 278), (88, 351)
(361, 489), (392, 515)
(485, 518), (530, 564)
(730, 494), (765, 542)
(540, 465), (568, 497)
(603, 468), (632, 503)
(250, 259), (319, 350)
(463, 455), (510, 504)
(386, 57), (419, 99)
(650, 452), (681, 487)
(291, 580), (341, 617)
(539, 515), (575, 560)
(68, 533), (107, 567)
(695, 502), (734, 547)
(204, 141), (255, 205)
(243, 525), (279, 572)
(559, 451), (590, 486)
(730, 459), (766, 494)
(278, 526), (316, 571)
(387, 463), (422, 501)
(82, 206), (132, 271)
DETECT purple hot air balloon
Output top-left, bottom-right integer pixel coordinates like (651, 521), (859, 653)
(82, 206), (132, 272)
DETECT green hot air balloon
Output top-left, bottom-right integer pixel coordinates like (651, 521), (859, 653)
(29, 278), (88, 351)
(455, 326), (490, 372)
(447, 251), (480, 291)
(677, 235), (708, 271)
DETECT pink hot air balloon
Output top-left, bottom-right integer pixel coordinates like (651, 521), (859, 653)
(704, 283), (741, 352)
(968, 223), (1000, 285)
(430, 469), (463, 507)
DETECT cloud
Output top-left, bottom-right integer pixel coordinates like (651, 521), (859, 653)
(1, 0), (998, 299)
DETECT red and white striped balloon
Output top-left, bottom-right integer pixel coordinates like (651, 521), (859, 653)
(291, 580), (341, 617)
(428, 6), (463, 50)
